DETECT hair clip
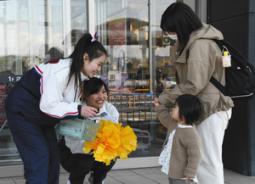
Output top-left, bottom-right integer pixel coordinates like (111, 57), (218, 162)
(91, 32), (98, 42)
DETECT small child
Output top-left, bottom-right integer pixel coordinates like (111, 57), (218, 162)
(157, 94), (202, 184)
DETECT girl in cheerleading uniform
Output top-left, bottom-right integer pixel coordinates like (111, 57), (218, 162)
(58, 77), (119, 184)
(5, 33), (107, 184)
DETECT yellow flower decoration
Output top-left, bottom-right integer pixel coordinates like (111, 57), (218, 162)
(83, 119), (137, 165)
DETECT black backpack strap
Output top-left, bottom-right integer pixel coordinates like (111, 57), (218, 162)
(208, 39), (226, 95)
(210, 77), (227, 95)
(212, 39), (224, 50)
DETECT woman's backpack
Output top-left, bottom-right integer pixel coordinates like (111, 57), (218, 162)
(210, 39), (255, 99)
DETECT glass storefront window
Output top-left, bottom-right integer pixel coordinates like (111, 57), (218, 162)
(96, 0), (150, 93)
(0, 0), (197, 165)
(94, 0), (177, 157)
(0, 0), (87, 164)
(0, 0), (202, 170)
(150, 0), (177, 96)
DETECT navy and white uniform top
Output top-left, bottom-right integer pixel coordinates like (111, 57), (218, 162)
(36, 58), (87, 119)
(6, 58), (87, 126)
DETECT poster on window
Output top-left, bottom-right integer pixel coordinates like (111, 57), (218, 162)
(108, 19), (126, 45)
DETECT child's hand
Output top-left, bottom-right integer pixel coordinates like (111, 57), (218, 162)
(153, 97), (160, 107)
(80, 105), (98, 118)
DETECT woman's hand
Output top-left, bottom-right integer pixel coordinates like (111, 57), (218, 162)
(80, 105), (98, 118)
(153, 97), (160, 107)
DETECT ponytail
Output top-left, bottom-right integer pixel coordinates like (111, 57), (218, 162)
(67, 33), (108, 94)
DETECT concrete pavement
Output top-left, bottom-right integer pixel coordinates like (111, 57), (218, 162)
(0, 167), (255, 184)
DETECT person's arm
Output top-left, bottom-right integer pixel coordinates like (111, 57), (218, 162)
(39, 65), (97, 119)
(155, 104), (177, 131)
(158, 40), (216, 106)
(39, 67), (80, 119)
(182, 129), (201, 178)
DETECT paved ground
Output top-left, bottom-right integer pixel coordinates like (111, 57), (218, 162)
(0, 167), (255, 184)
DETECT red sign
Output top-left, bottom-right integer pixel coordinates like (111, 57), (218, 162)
(108, 19), (126, 45)
(0, 84), (7, 125)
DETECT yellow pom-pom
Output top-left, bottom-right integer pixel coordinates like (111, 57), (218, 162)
(83, 119), (137, 165)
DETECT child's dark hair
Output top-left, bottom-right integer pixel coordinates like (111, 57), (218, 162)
(175, 94), (202, 125)
(81, 77), (109, 101)
(67, 33), (108, 87)
(160, 2), (202, 52)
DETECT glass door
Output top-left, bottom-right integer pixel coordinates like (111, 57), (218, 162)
(93, 0), (177, 166)
(0, 0), (88, 164)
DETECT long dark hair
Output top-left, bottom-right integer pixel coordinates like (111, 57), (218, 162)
(160, 2), (202, 52)
(80, 77), (109, 101)
(67, 33), (108, 88)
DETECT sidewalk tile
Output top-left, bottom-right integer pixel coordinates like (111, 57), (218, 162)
(0, 178), (13, 184)
(224, 169), (255, 184)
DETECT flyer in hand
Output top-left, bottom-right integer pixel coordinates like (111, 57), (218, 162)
(56, 118), (100, 141)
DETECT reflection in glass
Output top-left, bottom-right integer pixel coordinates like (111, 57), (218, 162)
(96, 0), (149, 94)
(150, 0), (177, 96)
(95, 0), (175, 157)
(0, 0), (87, 163)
